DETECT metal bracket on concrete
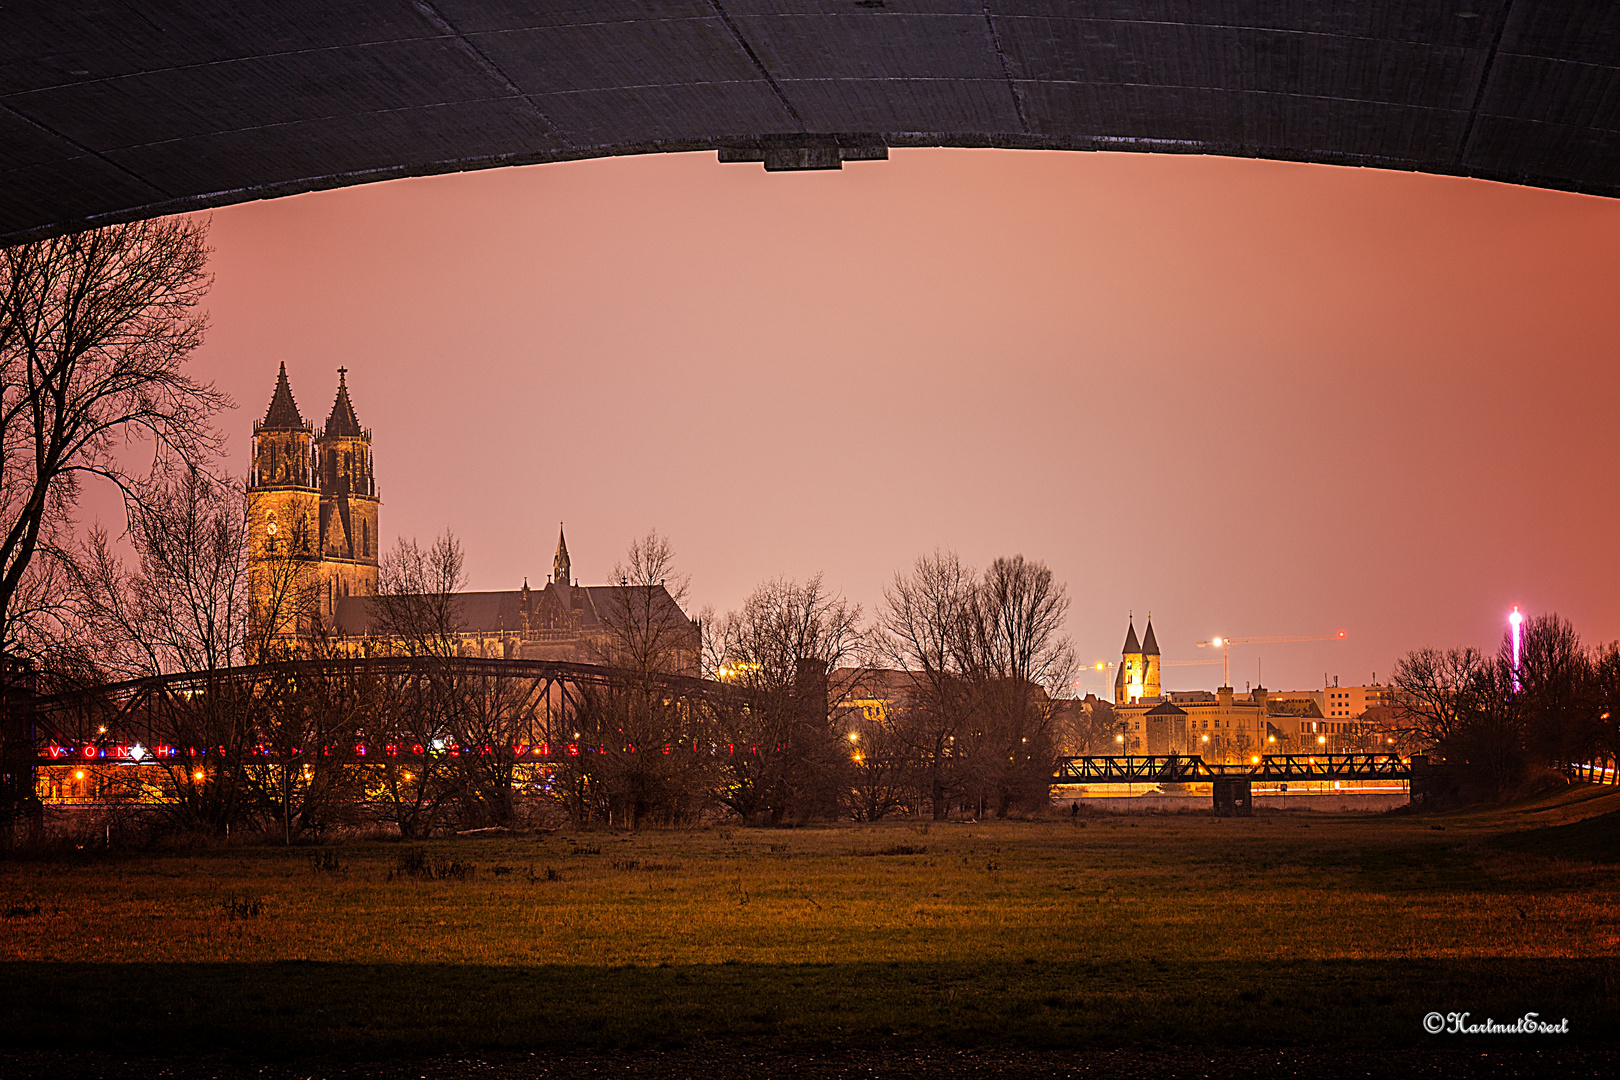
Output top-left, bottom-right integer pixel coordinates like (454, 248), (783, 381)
(718, 137), (888, 171)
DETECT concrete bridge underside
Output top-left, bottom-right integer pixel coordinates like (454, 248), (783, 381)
(4, 2), (1620, 244)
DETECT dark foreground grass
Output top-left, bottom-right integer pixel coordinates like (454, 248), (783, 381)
(1, 958), (1612, 1058)
(1494, 808), (1620, 863)
(3, 786), (1619, 1062)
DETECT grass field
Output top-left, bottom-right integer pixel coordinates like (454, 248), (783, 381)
(2, 788), (1618, 1061)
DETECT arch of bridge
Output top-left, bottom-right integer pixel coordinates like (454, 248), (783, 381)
(4, 2), (1618, 245)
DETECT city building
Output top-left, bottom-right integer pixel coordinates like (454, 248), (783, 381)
(1269, 683), (1397, 751)
(1115, 685), (1280, 758)
(1103, 617), (1361, 759)
(331, 525), (699, 670)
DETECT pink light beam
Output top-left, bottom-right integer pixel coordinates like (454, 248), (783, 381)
(1509, 606), (1524, 691)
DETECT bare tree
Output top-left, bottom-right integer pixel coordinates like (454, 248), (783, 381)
(709, 574), (865, 823)
(1591, 643), (1620, 784)
(80, 466), (251, 677)
(561, 530), (707, 827)
(1391, 646), (1487, 752)
(877, 550), (982, 821)
(73, 467), (268, 831)
(877, 550), (1077, 818)
(594, 528), (697, 677)
(1053, 696), (1118, 756)
(1516, 613), (1599, 769)
(367, 532), (471, 831)
(372, 531), (467, 658)
(968, 555), (1075, 816)
(0, 219), (225, 673)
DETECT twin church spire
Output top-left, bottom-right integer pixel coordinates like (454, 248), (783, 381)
(248, 365), (381, 633)
(1115, 614), (1162, 704)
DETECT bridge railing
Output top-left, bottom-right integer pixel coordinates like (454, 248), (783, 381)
(1054, 753), (1411, 784)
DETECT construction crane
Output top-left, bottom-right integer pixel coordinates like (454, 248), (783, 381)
(1195, 631), (1347, 688)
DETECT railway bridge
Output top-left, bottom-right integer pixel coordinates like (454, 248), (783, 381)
(0, 655), (726, 823)
(1054, 753), (1421, 815)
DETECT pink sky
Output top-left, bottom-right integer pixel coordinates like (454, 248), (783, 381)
(151, 148), (1620, 695)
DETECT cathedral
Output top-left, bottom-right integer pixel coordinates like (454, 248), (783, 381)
(247, 366), (698, 669)
(247, 364), (379, 637)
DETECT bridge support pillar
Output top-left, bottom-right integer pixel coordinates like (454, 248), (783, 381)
(1212, 778), (1252, 817)
(1, 663), (43, 852)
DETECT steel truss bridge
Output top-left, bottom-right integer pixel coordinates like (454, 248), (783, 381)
(1053, 754), (1413, 814)
(12, 656), (727, 768)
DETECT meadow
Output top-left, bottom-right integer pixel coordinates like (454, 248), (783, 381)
(2, 788), (1617, 1061)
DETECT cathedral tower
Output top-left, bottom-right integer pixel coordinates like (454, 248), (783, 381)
(247, 363), (319, 642)
(1139, 617), (1163, 700)
(1115, 618), (1145, 704)
(314, 368), (379, 621)
(553, 524), (571, 587)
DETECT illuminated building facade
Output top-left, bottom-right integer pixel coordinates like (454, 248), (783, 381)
(1107, 617), (1348, 760)
(1116, 686), (1275, 758)
(247, 365), (379, 639)
(1269, 684), (1395, 751)
(331, 525), (699, 670)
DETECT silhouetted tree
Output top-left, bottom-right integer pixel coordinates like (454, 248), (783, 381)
(878, 550), (1076, 819)
(1516, 613), (1599, 769)
(0, 219), (225, 673)
(562, 530), (708, 827)
(1391, 646), (1488, 750)
(877, 550), (981, 820)
(75, 467), (266, 831)
(709, 574), (865, 823)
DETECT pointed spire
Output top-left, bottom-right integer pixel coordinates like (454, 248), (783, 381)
(553, 523), (571, 587)
(323, 367), (363, 438)
(1122, 618), (1141, 655)
(262, 362), (305, 428)
(1141, 617), (1160, 656)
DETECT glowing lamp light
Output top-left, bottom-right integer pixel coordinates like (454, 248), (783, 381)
(1509, 606), (1524, 691)
(1211, 637), (1223, 648)
(1317, 735), (1327, 745)
(75, 770), (85, 780)
(1115, 734), (1125, 744)
(193, 770), (205, 781)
